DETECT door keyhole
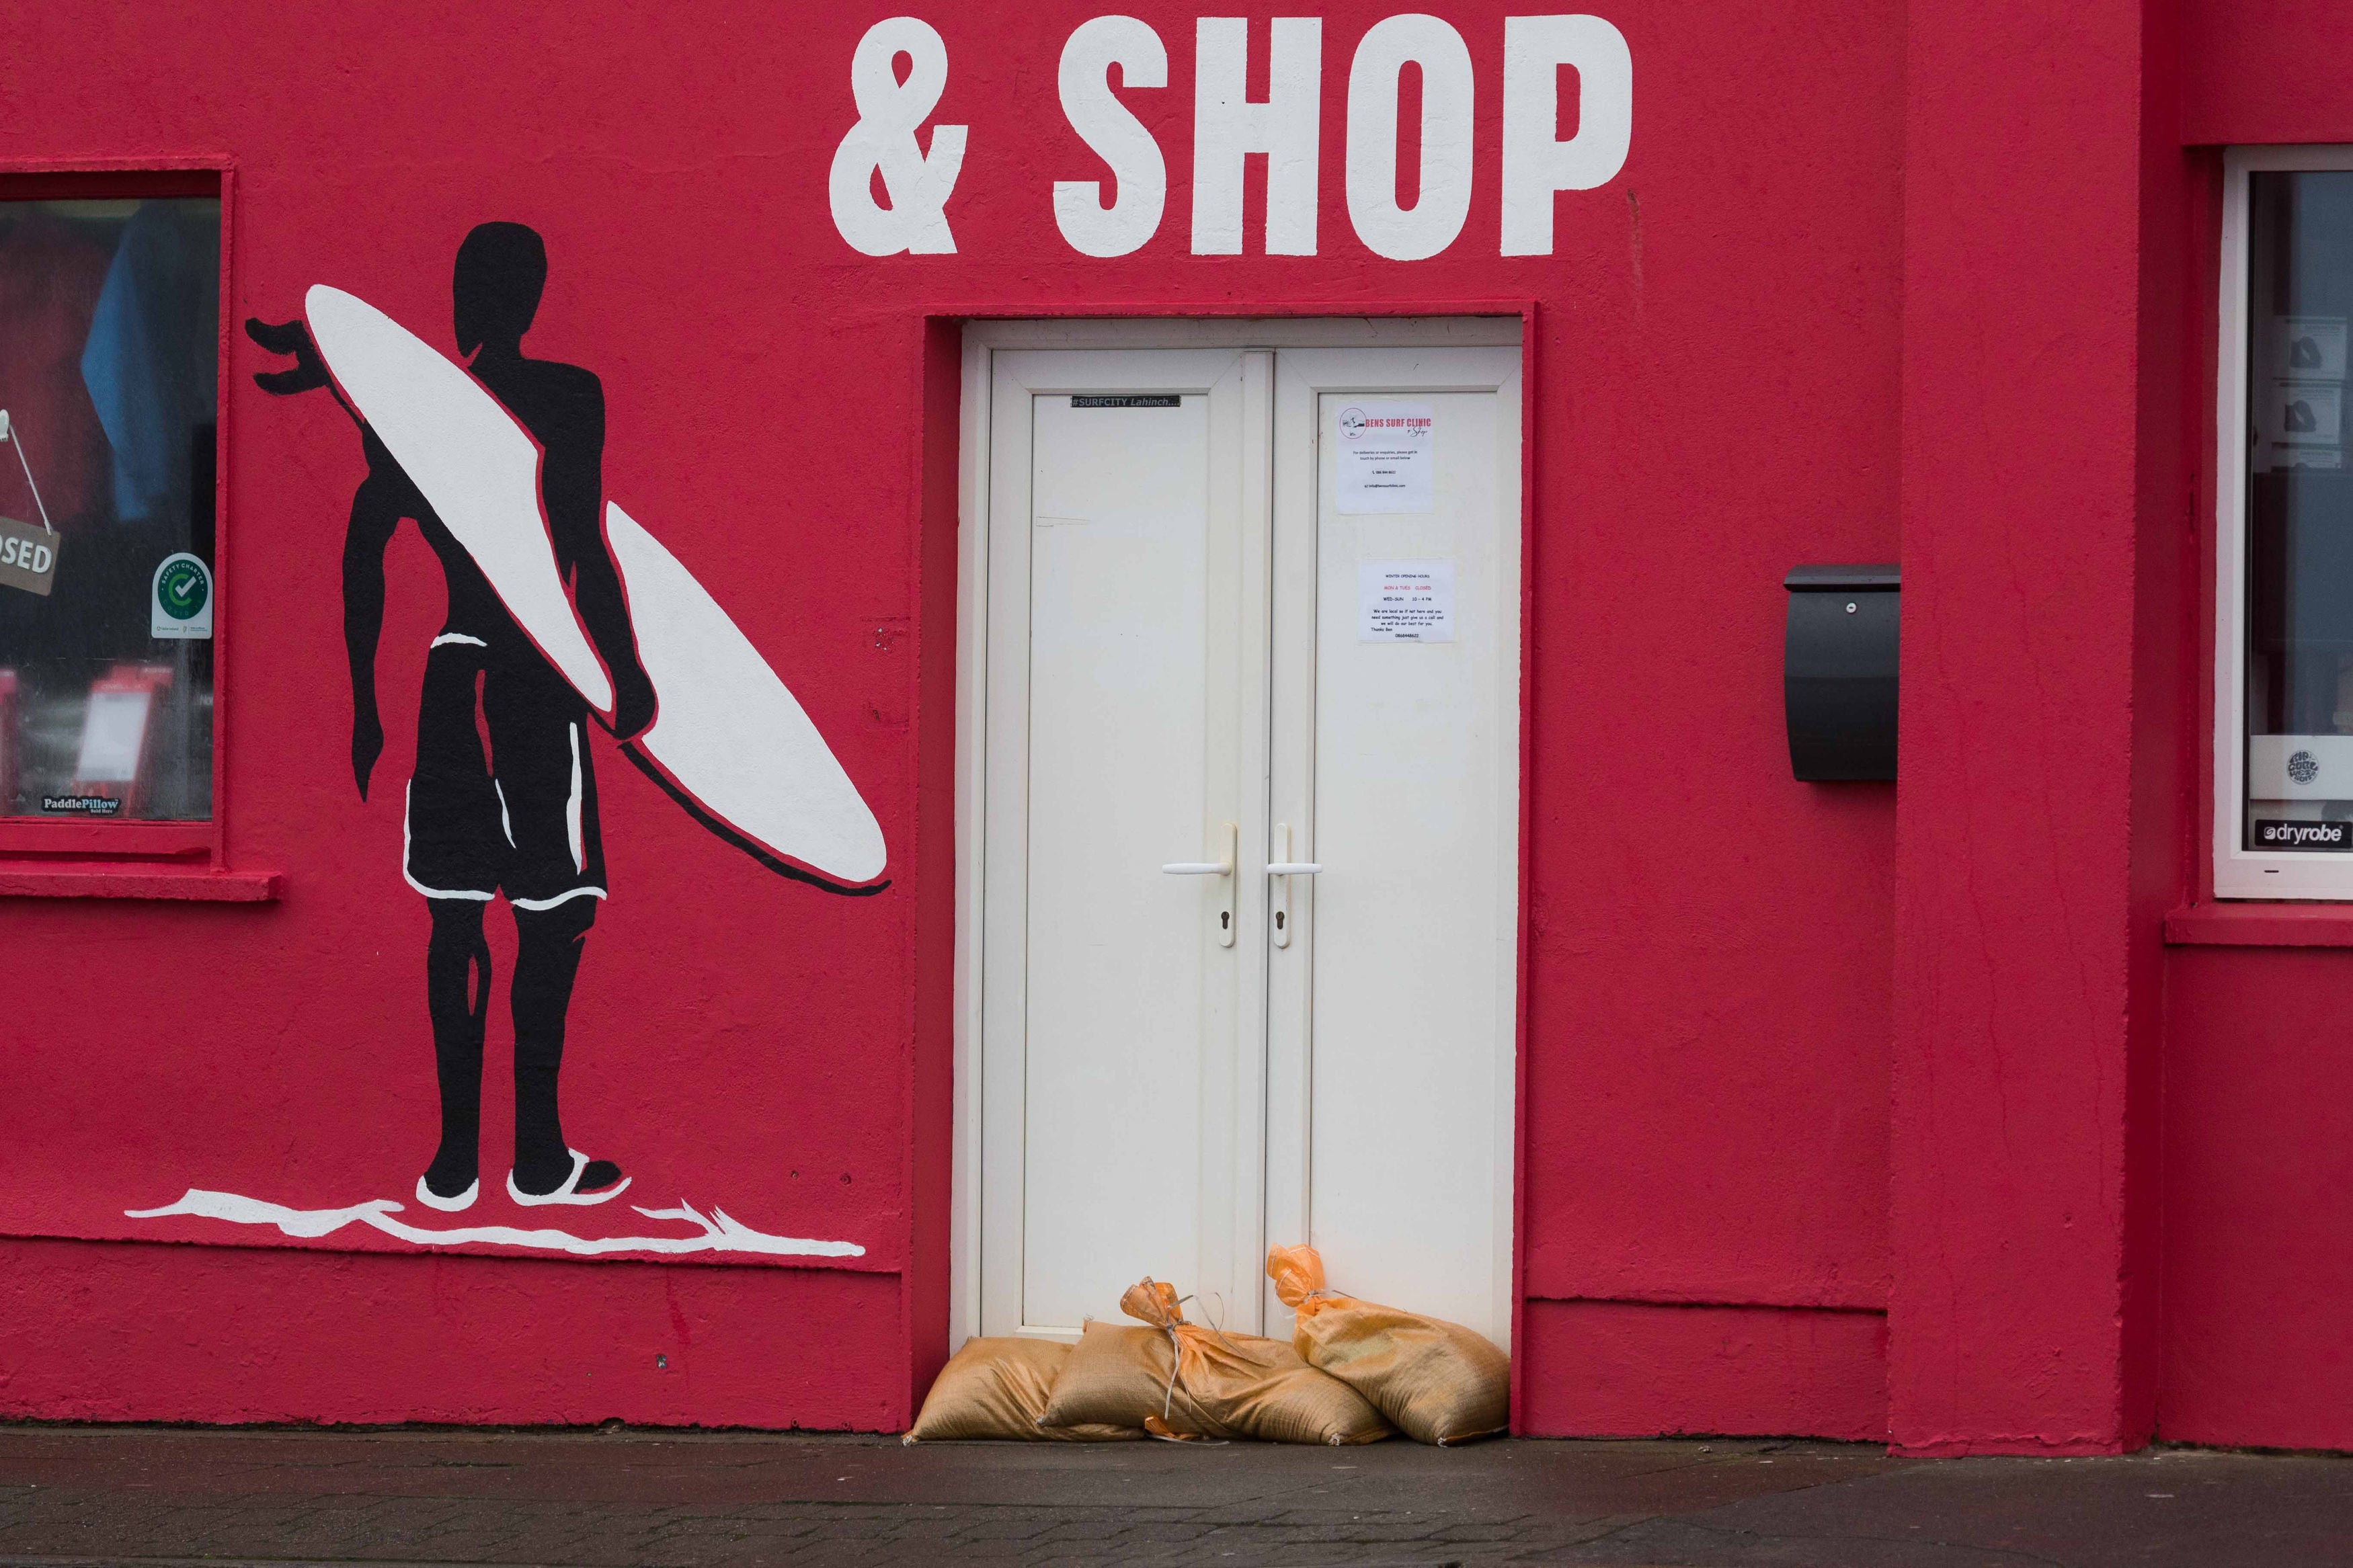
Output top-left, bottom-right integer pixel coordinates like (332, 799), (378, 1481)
(1220, 911), (1231, 931)
(1275, 909), (1286, 931)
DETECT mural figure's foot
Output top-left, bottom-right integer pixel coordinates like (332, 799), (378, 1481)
(420, 1139), (481, 1212)
(414, 1173), (479, 1212)
(508, 1148), (629, 1207)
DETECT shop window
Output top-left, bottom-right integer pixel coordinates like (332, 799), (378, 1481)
(0, 183), (219, 833)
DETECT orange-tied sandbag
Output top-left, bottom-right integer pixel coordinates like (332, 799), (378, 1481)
(903, 1336), (1144, 1443)
(1267, 1245), (1509, 1445)
(1039, 1277), (1391, 1445)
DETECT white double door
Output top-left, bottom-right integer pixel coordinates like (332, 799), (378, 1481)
(975, 337), (1521, 1346)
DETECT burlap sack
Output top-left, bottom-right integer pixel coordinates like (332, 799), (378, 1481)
(1267, 1245), (1510, 1445)
(1039, 1278), (1391, 1445)
(1037, 1319), (1226, 1436)
(903, 1335), (1143, 1443)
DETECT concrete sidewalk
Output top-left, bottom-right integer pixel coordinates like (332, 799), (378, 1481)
(0, 1425), (2344, 1567)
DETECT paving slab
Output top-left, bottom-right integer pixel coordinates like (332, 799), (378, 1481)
(0, 1425), (2342, 1567)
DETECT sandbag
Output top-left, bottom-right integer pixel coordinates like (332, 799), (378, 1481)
(1039, 1279), (1392, 1445)
(1037, 1319), (1224, 1437)
(904, 1335), (1143, 1443)
(1267, 1244), (1510, 1445)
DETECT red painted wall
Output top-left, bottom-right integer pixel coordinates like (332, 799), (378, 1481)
(0, 0), (2342, 1452)
(2182, 0), (2353, 147)
(0, 1237), (904, 1429)
(2163, 950), (2353, 1449)
(1511, 0), (1903, 1440)
(0, 0), (1904, 1436)
(1892, 0), (2163, 1456)
(2156, 0), (2353, 1456)
(1519, 1301), (1889, 1443)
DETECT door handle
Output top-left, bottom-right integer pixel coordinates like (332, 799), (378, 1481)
(1269, 824), (1313, 948)
(1164, 823), (1238, 947)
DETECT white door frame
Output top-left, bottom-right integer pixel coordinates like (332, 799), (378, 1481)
(952, 316), (1527, 1350)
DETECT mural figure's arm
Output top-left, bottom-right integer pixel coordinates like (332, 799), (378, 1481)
(540, 370), (657, 741)
(341, 434), (411, 800)
(246, 316), (413, 800)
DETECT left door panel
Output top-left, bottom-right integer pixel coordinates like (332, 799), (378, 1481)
(980, 349), (1268, 1336)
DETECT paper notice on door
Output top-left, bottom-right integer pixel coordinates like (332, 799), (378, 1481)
(1359, 560), (1454, 643)
(2273, 317), (2349, 382)
(2269, 380), (2345, 468)
(1335, 402), (1435, 513)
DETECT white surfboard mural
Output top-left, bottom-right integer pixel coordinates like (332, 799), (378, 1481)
(602, 504), (887, 889)
(306, 287), (614, 718)
(304, 286), (887, 888)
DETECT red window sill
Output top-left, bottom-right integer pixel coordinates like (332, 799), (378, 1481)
(0, 820), (212, 857)
(2165, 902), (2353, 948)
(0, 862), (280, 901)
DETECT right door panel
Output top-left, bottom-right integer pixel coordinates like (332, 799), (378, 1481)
(1265, 349), (1523, 1347)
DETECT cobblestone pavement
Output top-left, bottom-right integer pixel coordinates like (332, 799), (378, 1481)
(0, 1426), (2345, 1567)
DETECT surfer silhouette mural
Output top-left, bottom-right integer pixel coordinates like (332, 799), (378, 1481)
(121, 222), (888, 1259)
(251, 223), (650, 1212)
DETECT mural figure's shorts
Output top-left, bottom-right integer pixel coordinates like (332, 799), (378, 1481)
(402, 634), (606, 909)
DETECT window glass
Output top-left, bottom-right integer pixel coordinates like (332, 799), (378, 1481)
(0, 196), (218, 822)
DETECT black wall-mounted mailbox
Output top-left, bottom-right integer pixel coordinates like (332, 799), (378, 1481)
(1784, 565), (1899, 781)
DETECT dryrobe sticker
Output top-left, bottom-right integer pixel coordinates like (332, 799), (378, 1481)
(1359, 559), (1454, 642)
(1337, 403), (1435, 513)
(2256, 819), (2353, 852)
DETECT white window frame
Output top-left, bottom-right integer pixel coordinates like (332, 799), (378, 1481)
(2213, 145), (2353, 898)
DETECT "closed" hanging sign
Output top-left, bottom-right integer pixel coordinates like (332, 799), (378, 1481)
(0, 515), (57, 597)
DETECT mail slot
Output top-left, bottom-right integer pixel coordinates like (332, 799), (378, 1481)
(1784, 565), (1899, 782)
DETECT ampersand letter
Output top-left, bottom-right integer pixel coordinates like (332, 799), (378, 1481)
(829, 17), (969, 256)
